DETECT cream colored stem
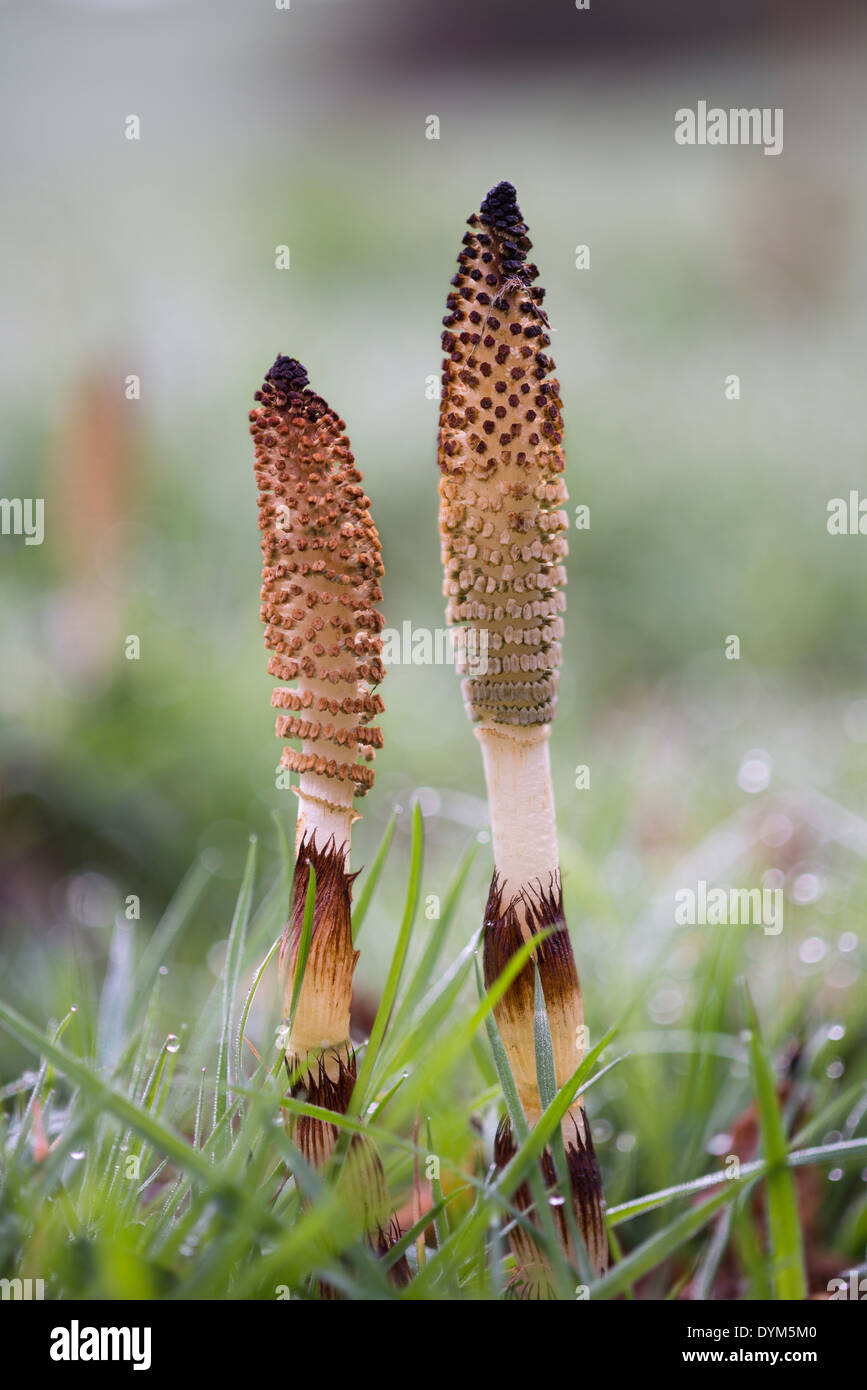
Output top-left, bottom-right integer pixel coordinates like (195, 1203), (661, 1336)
(294, 771), (355, 858)
(476, 724), (559, 906)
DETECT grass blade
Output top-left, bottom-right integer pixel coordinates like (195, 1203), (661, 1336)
(212, 837), (258, 1139)
(0, 1000), (216, 1185)
(287, 864), (316, 1036)
(591, 1177), (753, 1300)
(351, 811), (397, 943)
(742, 985), (807, 1300)
(352, 802), (423, 1108)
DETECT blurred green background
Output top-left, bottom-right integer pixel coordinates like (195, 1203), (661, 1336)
(1, 0), (867, 1284)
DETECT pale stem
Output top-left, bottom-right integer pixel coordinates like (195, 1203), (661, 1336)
(475, 723), (559, 908)
(294, 769), (355, 860)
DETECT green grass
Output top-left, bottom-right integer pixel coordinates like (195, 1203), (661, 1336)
(1, 807), (866, 1301)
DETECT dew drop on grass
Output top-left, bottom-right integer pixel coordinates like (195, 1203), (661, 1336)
(828, 1023), (845, 1041)
(165, 1035), (180, 1054)
(828, 1168), (844, 1182)
(826, 1060), (844, 1079)
(706, 1132), (733, 1157)
(70, 1150), (85, 1161)
(548, 1195), (565, 1208)
(415, 787), (441, 817)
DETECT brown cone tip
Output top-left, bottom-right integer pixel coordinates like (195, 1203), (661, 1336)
(438, 183), (568, 728)
(251, 358), (385, 795)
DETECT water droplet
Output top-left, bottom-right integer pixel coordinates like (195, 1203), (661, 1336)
(838, 932), (858, 953)
(792, 873), (821, 905)
(648, 985), (683, 1026)
(826, 1060), (844, 1079)
(548, 1195), (566, 1208)
(165, 1035), (180, 1054)
(828, 1023), (845, 1041)
(737, 750), (771, 794)
(159, 966), (169, 976)
(414, 787), (441, 818)
(70, 1149), (85, 1161)
(760, 813), (792, 848)
(828, 1168), (843, 1182)
(706, 1132), (733, 1157)
(761, 868), (785, 892)
(800, 937), (827, 965)
(843, 699), (867, 743)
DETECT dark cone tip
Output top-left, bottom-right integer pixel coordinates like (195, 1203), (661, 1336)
(479, 180), (523, 229)
(265, 355), (310, 394)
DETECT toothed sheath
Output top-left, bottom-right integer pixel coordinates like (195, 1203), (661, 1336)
(438, 183), (607, 1289)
